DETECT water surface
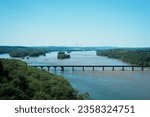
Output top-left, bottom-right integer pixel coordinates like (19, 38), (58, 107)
(0, 51), (150, 99)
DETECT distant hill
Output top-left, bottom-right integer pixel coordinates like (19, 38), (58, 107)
(0, 46), (28, 54)
(0, 46), (116, 53)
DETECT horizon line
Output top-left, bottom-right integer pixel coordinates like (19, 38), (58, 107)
(0, 45), (150, 48)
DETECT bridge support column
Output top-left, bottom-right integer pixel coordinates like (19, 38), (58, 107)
(92, 67), (94, 71)
(61, 67), (64, 71)
(141, 66), (144, 71)
(102, 66), (104, 71)
(54, 67), (57, 71)
(132, 66), (134, 71)
(47, 67), (50, 71)
(82, 67), (84, 71)
(72, 67), (74, 71)
(112, 66), (114, 71)
(122, 67), (124, 71)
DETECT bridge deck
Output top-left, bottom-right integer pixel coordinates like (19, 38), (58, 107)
(29, 65), (150, 71)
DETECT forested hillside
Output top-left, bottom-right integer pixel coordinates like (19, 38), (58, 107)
(96, 48), (150, 66)
(9, 48), (47, 58)
(0, 59), (89, 100)
(0, 46), (28, 54)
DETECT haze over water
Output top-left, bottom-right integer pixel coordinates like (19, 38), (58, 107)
(1, 51), (150, 99)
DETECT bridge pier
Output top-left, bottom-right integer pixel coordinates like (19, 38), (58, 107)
(92, 67), (94, 71)
(61, 66), (64, 71)
(132, 66), (134, 71)
(72, 67), (74, 71)
(47, 66), (50, 71)
(102, 66), (104, 71)
(82, 67), (84, 71)
(122, 66), (124, 71)
(54, 66), (57, 71)
(141, 66), (144, 71)
(112, 66), (114, 71)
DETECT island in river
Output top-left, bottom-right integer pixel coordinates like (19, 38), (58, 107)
(57, 52), (70, 59)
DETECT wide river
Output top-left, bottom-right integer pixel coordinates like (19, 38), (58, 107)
(1, 51), (150, 100)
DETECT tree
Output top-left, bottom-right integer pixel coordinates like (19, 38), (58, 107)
(0, 59), (89, 100)
(0, 60), (4, 76)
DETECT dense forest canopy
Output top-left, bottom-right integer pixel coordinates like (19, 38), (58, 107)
(0, 46), (28, 54)
(96, 48), (150, 66)
(9, 48), (47, 58)
(0, 59), (89, 99)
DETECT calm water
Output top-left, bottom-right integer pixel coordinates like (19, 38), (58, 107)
(1, 51), (150, 100)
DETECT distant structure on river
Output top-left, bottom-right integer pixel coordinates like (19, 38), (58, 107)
(74, 44), (84, 51)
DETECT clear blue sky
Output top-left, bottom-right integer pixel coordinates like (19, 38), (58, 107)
(0, 0), (150, 47)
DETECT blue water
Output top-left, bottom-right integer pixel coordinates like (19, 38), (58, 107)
(1, 51), (150, 99)
(56, 70), (150, 99)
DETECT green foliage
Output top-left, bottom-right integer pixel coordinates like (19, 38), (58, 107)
(0, 60), (4, 75)
(0, 59), (88, 100)
(57, 52), (70, 59)
(9, 48), (46, 58)
(96, 48), (150, 66)
(77, 92), (90, 100)
(0, 46), (27, 54)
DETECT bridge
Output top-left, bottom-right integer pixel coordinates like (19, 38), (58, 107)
(29, 65), (150, 71)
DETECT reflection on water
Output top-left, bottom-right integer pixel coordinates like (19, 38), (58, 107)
(0, 51), (150, 99)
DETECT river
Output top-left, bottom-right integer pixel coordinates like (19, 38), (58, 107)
(0, 51), (150, 100)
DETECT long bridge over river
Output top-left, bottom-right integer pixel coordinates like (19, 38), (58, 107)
(29, 65), (150, 71)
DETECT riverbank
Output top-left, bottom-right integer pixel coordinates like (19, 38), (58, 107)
(96, 48), (150, 66)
